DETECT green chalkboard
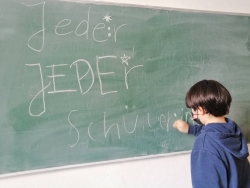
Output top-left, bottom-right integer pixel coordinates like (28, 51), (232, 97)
(0, 0), (250, 175)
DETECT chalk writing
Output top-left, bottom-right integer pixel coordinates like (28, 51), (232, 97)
(121, 54), (130, 66)
(70, 59), (94, 95)
(23, 2), (46, 52)
(24, 3), (129, 52)
(25, 63), (51, 116)
(68, 110), (79, 147)
(103, 12), (112, 23)
(26, 56), (143, 116)
(23, 2), (192, 149)
(67, 109), (190, 147)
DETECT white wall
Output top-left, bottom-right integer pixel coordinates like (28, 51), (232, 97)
(68, 0), (250, 14)
(1, 0), (250, 187)
(0, 153), (191, 188)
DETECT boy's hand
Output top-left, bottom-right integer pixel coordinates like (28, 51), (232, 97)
(173, 120), (189, 134)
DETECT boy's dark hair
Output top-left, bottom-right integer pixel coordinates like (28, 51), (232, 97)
(185, 80), (232, 117)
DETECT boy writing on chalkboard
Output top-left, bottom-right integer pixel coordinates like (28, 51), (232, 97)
(173, 80), (250, 188)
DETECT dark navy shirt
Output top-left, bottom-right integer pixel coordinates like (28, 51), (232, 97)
(188, 118), (250, 188)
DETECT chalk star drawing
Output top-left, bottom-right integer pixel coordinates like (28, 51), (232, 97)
(103, 12), (112, 23)
(121, 54), (130, 65)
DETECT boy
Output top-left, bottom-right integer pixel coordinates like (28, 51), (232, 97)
(173, 80), (250, 188)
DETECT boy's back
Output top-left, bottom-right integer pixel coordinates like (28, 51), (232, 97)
(173, 80), (250, 188)
(189, 119), (250, 188)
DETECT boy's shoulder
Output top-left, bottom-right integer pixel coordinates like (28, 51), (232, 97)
(193, 130), (224, 155)
(193, 121), (249, 161)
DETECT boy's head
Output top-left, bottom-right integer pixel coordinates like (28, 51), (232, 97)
(185, 80), (232, 117)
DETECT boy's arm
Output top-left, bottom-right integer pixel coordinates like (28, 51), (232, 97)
(173, 120), (203, 136)
(173, 120), (189, 133)
(188, 124), (203, 136)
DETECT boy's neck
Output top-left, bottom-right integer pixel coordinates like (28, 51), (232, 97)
(204, 115), (227, 125)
